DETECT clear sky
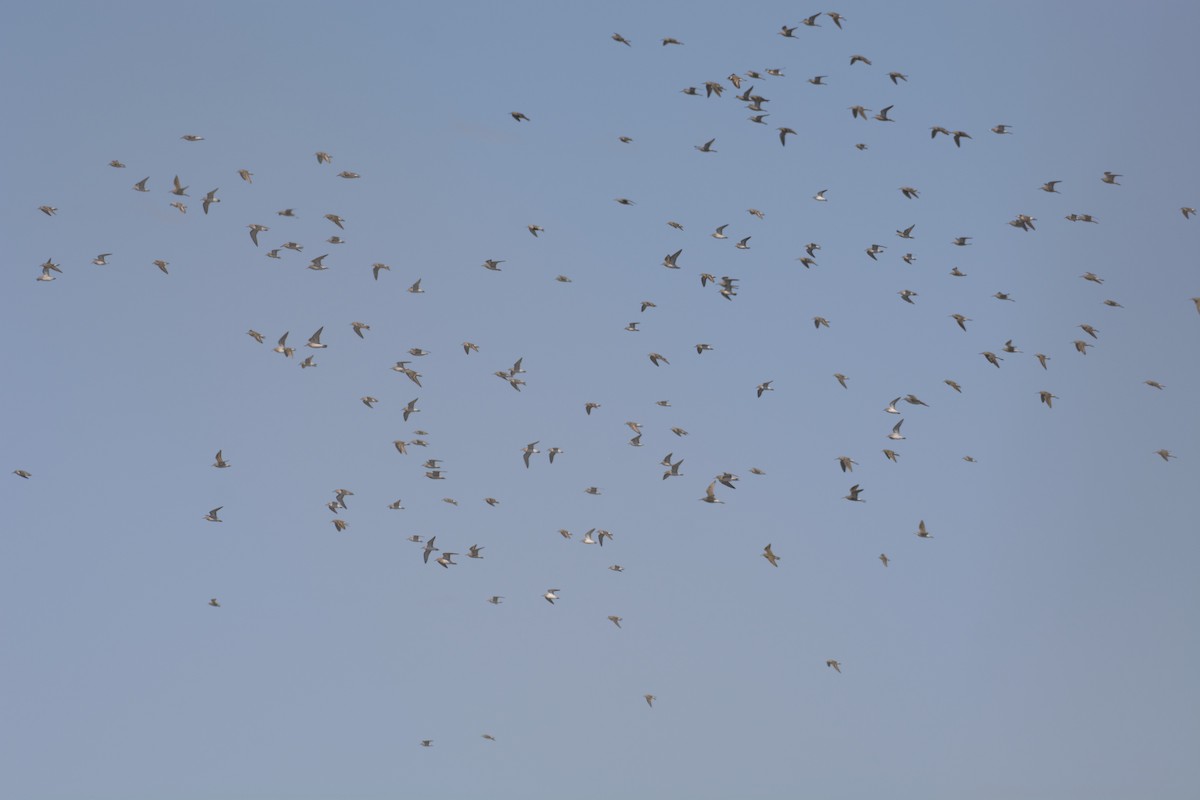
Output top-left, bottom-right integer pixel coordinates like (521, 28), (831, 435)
(3, 2), (1199, 798)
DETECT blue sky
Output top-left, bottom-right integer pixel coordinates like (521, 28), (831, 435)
(3, 2), (1199, 798)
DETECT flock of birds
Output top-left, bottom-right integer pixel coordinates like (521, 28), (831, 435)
(15, 13), (1197, 751)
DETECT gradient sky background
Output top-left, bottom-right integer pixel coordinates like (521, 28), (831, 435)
(3, 2), (1199, 798)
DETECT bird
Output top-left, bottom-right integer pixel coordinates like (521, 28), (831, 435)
(482, 734), (496, 742)
(1079, 324), (1099, 339)
(247, 224), (269, 246)
(408, 279), (424, 294)
(837, 456), (858, 473)
(389, 499), (405, 510)
(700, 482), (724, 504)
(883, 450), (900, 463)
(915, 520), (933, 539)
(808, 75), (827, 85)
(944, 380), (962, 393)
(332, 519), (348, 532)
(888, 420), (906, 440)
(420, 740), (433, 748)
(850, 54), (872, 66)
(132, 177), (149, 192)
(521, 441), (540, 468)
(615, 198), (635, 206)
(778, 127), (796, 146)
(1041, 180), (1062, 193)
(826, 660), (842, 673)
(662, 249), (682, 269)
(169, 175), (189, 197)
(109, 160), (126, 168)
(951, 314), (971, 331)
(548, 447), (564, 463)
(1183, 207), (1196, 219)
(306, 327), (326, 348)
(827, 11), (846, 27)
(1039, 391), (1058, 408)
(1156, 450), (1176, 461)
(181, 134), (204, 142)
(482, 259), (504, 271)
(488, 596), (504, 605)
(201, 189), (219, 214)
(879, 554), (890, 567)
(981, 351), (1004, 368)
(735, 236), (751, 250)
(888, 71), (908, 84)
(337, 171), (360, 179)
(13, 470), (32, 479)
(212, 450), (230, 469)
(527, 224), (544, 237)
(38, 205), (57, 216)
(237, 169), (253, 183)
(844, 484), (865, 502)
(403, 398), (420, 421)
(779, 24), (797, 37)
(900, 186), (920, 199)
(585, 402), (601, 415)
(885, 397), (901, 414)
(649, 353), (669, 366)
(952, 130), (972, 147)
(1101, 171), (1121, 185)
(422, 538), (439, 563)
(246, 330), (264, 344)
(898, 289), (918, 304)
(813, 189), (828, 202)
(92, 253), (112, 265)
(874, 105), (894, 122)
(834, 373), (848, 389)
(153, 260), (169, 275)
(695, 138), (717, 153)
(273, 332), (292, 357)
(169, 201), (187, 214)
(612, 32), (631, 46)
(608, 615), (622, 628)
(756, 381), (774, 397)
(350, 322), (370, 339)
(992, 124), (1014, 134)
(1082, 272), (1104, 284)
(813, 316), (830, 329)
(208, 598), (220, 607)
(1073, 340), (1093, 355)
(711, 224), (729, 240)
(1145, 380), (1165, 390)
(435, 552), (458, 568)
(544, 589), (560, 604)
(952, 236), (973, 246)
(644, 694), (656, 708)
(204, 507), (223, 522)
(1035, 353), (1050, 370)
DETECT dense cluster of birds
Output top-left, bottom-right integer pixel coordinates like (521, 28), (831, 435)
(16, 14), (1196, 750)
